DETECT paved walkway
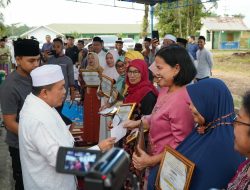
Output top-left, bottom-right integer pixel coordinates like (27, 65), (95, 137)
(0, 127), (14, 190)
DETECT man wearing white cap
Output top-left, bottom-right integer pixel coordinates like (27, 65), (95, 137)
(18, 65), (115, 190)
(162, 34), (176, 48)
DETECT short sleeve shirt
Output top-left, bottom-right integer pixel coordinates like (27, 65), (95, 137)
(0, 71), (32, 148)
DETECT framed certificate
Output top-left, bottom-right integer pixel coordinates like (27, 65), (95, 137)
(80, 70), (100, 87)
(155, 146), (195, 190)
(98, 106), (118, 117)
(116, 103), (136, 123)
(126, 128), (148, 144)
(111, 103), (136, 128)
(108, 88), (119, 104)
(100, 74), (114, 97)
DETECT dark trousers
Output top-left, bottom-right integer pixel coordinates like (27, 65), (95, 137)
(9, 146), (24, 190)
(55, 104), (72, 125)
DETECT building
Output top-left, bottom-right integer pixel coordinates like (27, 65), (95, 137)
(200, 17), (250, 50)
(20, 25), (65, 45)
(21, 23), (145, 44)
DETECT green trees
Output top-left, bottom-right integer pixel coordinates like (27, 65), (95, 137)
(0, 0), (11, 35)
(154, 1), (213, 38)
(141, 4), (149, 38)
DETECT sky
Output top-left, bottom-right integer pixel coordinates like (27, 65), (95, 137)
(1, 0), (250, 27)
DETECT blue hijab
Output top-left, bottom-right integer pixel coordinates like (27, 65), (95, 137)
(176, 78), (244, 190)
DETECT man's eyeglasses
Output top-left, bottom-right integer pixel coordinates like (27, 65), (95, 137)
(233, 115), (250, 127)
(127, 70), (140, 76)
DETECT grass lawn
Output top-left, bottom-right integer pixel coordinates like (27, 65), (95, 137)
(211, 50), (250, 109)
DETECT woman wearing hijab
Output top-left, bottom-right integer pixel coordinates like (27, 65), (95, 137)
(124, 50), (144, 67)
(122, 59), (158, 190)
(123, 45), (197, 190)
(176, 78), (244, 190)
(85, 52), (103, 73)
(123, 59), (158, 115)
(80, 52), (103, 144)
(227, 91), (250, 189)
(99, 50), (120, 141)
(102, 50), (120, 80)
(114, 59), (126, 100)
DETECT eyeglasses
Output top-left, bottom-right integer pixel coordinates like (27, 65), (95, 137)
(116, 64), (125, 68)
(127, 70), (140, 76)
(233, 115), (250, 127)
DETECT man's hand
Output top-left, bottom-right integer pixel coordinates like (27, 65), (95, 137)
(98, 137), (116, 152)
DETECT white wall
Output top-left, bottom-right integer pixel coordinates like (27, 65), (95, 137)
(25, 27), (59, 46)
(200, 26), (212, 50)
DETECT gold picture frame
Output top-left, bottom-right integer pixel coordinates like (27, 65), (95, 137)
(126, 128), (148, 144)
(111, 103), (136, 128)
(100, 74), (114, 97)
(98, 106), (118, 117)
(108, 88), (119, 105)
(116, 103), (136, 123)
(80, 70), (100, 87)
(155, 146), (195, 190)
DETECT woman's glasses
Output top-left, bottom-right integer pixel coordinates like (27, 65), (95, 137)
(127, 70), (140, 76)
(115, 64), (125, 68)
(233, 115), (250, 127)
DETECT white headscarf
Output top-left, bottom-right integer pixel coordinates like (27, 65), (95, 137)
(103, 50), (119, 81)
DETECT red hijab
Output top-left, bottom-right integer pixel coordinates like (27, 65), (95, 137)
(124, 59), (158, 104)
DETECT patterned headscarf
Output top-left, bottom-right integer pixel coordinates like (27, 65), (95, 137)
(125, 50), (144, 61)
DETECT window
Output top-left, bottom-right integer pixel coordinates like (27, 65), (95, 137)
(206, 31), (211, 42)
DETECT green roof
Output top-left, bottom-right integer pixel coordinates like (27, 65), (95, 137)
(46, 23), (143, 34)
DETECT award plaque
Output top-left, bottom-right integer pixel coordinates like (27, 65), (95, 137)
(126, 128), (148, 144)
(115, 103), (136, 124)
(110, 103), (136, 142)
(100, 74), (114, 97)
(155, 146), (195, 190)
(80, 70), (100, 87)
(98, 106), (118, 117)
(108, 88), (119, 104)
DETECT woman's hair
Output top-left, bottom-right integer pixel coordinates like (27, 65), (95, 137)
(155, 44), (197, 86)
(243, 91), (250, 118)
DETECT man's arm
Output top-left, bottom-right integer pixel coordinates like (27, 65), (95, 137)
(3, 114), (18, 134)
(1, 85), (19, 134)
(207, 51), (213, 69)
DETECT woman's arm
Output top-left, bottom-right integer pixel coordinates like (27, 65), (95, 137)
(123, 117), (149, 130)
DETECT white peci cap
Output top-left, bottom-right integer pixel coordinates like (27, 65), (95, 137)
(31, 65), (64, 87)
(164, 34), (177, 43)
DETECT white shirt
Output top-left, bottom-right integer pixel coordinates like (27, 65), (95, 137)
(19, 93), (76, 190)
(97, 50), (107, 68)
(196, 48), (213, 79)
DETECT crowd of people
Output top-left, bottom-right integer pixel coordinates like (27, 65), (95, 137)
(0, 32), (249, 190)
